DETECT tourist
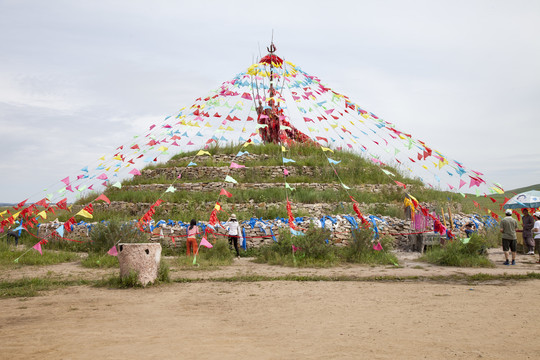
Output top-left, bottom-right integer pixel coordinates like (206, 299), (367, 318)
(533, 212), (540, 264)
(521, 209), (535, 254)
(500, 209), (518, 265)
(225, 214), (241, 257)
(461, 221), (476, 238)
(186, 219), (199, 256)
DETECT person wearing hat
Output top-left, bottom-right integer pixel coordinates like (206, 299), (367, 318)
(533, 212), (540, 264)
(500, 209), (519, 265)
(225, 214), (241, 257)
(521, 209), (535, 255)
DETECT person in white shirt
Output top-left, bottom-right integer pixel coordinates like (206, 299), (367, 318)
(225, 214), (241, 257)
(533, 212), (540, 264)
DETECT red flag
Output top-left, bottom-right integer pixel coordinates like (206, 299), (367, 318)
(353, 202), (370, 227)
(14, 199), (28, 210)
(219, 188), (233, 198)
(394, 181), (406, 189)
(95, 194), (111, 204)
(64, 217), (76, 232)
(208, 209), (218, 226)
(286, 200), (297, 230)
(56, 198), (68, 210)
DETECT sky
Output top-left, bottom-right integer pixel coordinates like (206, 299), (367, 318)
(1, 0), (539, 203)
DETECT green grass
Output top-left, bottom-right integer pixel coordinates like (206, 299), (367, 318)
(0, 278), (91, 298)
(420, 234), (494, 267)
(176, 239), (234, 269)
(0, 241), (81, 268)
(81, 253), (119, 268)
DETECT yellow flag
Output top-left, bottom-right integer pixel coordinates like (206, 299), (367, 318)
(197, 150), (211, 156)
(113, 155), (122, 161)
(321, 147), (334, 153)
(99, 156), (105, 161)
(281, 146), (287, 152)
(214, 203), (221, 211)
(37, 211), (47, 219)
(76, 209), (93, 219)
(13, 211), (20, 219)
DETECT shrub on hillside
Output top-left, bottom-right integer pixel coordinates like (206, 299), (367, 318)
(88, 220), (149, 253)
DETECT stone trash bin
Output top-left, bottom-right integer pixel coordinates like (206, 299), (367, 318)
(117, 243), (162, 286)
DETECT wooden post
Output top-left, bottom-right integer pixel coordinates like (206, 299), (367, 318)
(448, 206), (454, 230)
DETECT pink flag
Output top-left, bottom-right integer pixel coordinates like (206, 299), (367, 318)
(459, 179), (466, 189)
(187, 141), (194, 145)
(171, 141), (179, 146)
(61, 176), (70, 185)
(88, 185), (94, 190)
(66, 185), (74, 192)
(97, 173), (108, 180)
(284, 168), (289, 176)
(373, 242), (383, 251)
(129, 168), (141, 176)
(230, 162), (245, 169)
(448, 184), (454, 190)
(200, 237), (213, 248)
(33, 242), (42, 255)
(107, 245), (118, 256)
(219, 188), (233, 198)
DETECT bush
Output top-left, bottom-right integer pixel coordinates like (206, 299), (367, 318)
(256, 226), (338, 267)
(88, 220), (150, 253)
(342, 228), (398, 266)
(420, 233), (494, 267)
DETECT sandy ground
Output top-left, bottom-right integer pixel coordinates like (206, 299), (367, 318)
(1, 249), (540, 359)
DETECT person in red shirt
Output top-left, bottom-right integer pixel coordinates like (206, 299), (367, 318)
(186, 219), (199, 256)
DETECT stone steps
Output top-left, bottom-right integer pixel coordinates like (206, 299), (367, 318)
(122, 182), (405, 193)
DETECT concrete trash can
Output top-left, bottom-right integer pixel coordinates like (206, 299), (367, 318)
(117, 243), (162, 286)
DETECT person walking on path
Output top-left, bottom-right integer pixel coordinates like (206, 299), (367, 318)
(533, 212), (540, 264)
(500, 209), (519, 265)
(522, 209), (535, 255)
(225, 214), (241, 258)
(186, 219), (200, 256)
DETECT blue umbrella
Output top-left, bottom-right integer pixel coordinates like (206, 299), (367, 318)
(503, 190), (540, 209)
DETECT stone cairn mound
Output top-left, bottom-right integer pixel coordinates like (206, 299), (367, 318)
(42, 152), (476, 251)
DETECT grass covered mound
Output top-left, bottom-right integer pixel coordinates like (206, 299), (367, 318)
(71, 141), (481, 223)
